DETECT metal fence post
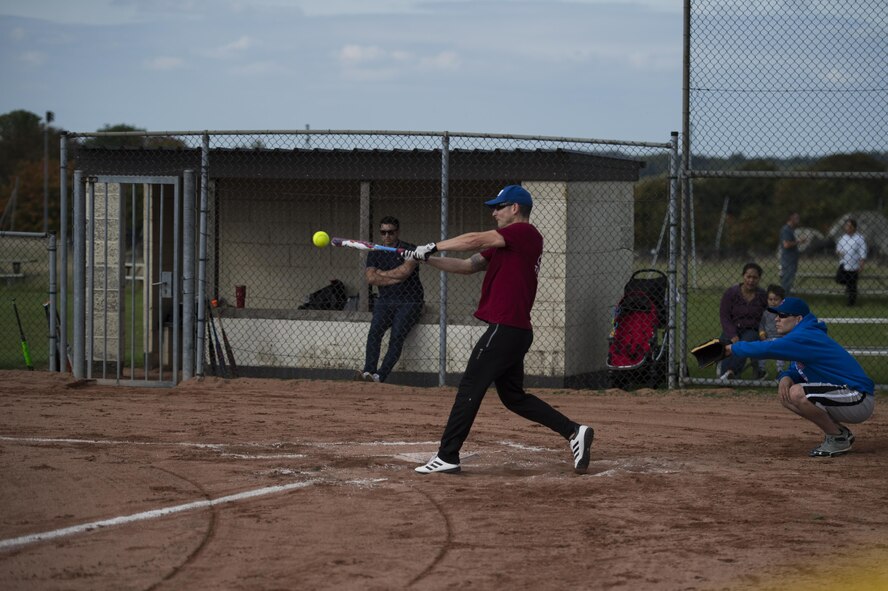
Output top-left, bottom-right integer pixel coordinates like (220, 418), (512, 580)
(668, 132), (680, 389)
(48, 234), (57, 371)
(438, 132), (450, 387)
(59, 134), (68, 373)
(195, 134), (209, 375)
(183, 170), (195, 380)
(72, 171), (84, 378)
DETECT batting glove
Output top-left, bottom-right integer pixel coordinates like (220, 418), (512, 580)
(404, 242), (438, 261)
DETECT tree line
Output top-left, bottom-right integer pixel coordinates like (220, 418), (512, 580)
(2, 107), (887, 252)
(635, 153), (888, 258)
(0, 110), (188, 233)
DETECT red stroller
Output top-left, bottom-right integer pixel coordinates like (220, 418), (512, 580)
(606, 269), (669, 389)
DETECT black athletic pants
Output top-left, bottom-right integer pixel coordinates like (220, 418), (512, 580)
(437, 323), (578, 464)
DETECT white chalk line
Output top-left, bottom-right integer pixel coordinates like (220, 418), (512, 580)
(220, 453), (306, 460)
(0, 480), (316, 551)
(497, 440), (555, 452)
(0, 435), (228, 451)
(589, 457), (679, 477)
(0, 435), (438, 452)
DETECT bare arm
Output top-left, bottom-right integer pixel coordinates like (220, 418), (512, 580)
(366, 259), (418, 286)
(436, 229), (505, 253)
(426, 253), (489, 275)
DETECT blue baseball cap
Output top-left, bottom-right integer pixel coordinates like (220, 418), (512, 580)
(484, 185), (533, 207)
(768, 297), (810, 317)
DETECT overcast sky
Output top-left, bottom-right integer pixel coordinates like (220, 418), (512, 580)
(0, 0), (683, 142)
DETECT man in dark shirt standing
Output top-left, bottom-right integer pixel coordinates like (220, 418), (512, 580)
(779, 212), (805, 295)
(403, 186), (594, 475)
(359, 216), (424, 383)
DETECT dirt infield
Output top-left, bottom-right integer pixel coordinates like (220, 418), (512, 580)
(1, 370), (887, 590)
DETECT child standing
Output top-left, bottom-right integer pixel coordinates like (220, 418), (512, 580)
(757, 284), (786, 379)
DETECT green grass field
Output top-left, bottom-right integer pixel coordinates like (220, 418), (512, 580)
(1, 277), (145, 371)
(3, 258), (885, 387)
(677, 255), (887, 386)
(682, 288), (887, 384)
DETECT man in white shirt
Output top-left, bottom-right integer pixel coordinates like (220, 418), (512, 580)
(835, 218), (867, 306)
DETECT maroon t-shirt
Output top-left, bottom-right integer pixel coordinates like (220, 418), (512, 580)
(474, 222), (543, 330)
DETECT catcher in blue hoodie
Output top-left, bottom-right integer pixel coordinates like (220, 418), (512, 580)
(725, 297), (874, 457)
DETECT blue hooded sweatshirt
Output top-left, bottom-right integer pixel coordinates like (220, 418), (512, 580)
(731, 314), (874, 395)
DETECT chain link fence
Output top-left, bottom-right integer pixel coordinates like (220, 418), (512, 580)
(687, 0), (886, 160)
(0, 232), (56, 371)
(64, 130), (677, 388)
(683, 0), (888, 388)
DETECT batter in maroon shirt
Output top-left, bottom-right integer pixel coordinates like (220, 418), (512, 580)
(402, 185), (595, 475)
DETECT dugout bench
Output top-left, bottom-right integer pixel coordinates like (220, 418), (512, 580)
(0, 259), (34, 281)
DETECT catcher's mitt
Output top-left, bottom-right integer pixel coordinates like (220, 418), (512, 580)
(690, 338), (728, 369)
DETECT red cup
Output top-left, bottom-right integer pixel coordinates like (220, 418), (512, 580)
(235, 285), (246, 308)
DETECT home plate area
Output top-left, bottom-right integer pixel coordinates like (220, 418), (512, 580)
(318, 439), (681, 479)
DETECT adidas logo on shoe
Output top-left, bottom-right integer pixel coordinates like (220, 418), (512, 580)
(569, 425), (594, 473)
(415, 454), (461, 474)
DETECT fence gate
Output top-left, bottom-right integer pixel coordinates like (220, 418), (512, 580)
(71, 172), (195, 386)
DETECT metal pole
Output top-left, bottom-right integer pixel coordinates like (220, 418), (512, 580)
(183, 170), (195, 380)
(59, 134), (68, 372)
(130, 185), (136, 380)
(143, 186), (151, 379)
(48, 233), (57, 371)
(43, 111), (53, 233)
(667, 132), (680, 389)
(158, 185), (165, 382)
(87, 181), (95, 379)
(102, 183), (109, 380)
(195, 133), (210, 375)
(680, 0), (692, 385)
(172, 181), (181, 383)
(72, 171), (84, 378)
(438, 132), (450, 387)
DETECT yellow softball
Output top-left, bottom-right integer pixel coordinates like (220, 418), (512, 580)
(312, 231), (330, 248)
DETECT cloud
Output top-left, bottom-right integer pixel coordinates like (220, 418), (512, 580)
(143, 56), (186, 70)
(338, 44), (387, 65)
(9, 27), (26, 41)
(230, 60), (288, 76)
(337, 44), (460, 80)
(420, 51), (459, 70)
(18, 51), (46, 66)
(205, 35), (254, 59)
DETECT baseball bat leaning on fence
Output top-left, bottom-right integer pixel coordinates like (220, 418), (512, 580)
(12, 299), (34, 370)
(331, 237), (405, 254)
(212, 304), (238, 378)
(206, 311), (219, 375)
(206, 299), (228, 377)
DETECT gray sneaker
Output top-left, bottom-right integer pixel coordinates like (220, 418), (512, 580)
(809, 426), (855, 457)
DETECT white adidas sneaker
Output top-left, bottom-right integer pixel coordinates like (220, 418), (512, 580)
(569, 425), (594, 473)
(415, 454), (461, 474)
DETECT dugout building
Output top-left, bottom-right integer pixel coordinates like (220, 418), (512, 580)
(72, 144), (644, 387)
